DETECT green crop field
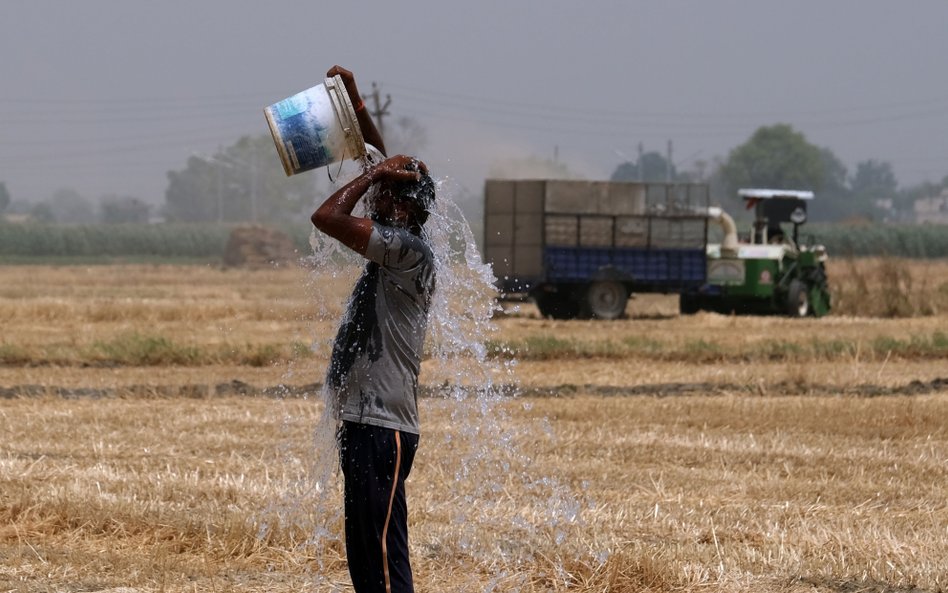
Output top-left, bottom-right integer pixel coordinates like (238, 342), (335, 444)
(2, 222), (948, 263)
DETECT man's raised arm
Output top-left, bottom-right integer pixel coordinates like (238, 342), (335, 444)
(311, 155), (421, 255)
(327, 65), (387, 158)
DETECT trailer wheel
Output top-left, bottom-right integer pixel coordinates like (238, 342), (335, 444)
(679, 293), (700, 315)
(584, 281), (628, 320)
(787, 279), (810, 318)
(535, 293), (581, 320)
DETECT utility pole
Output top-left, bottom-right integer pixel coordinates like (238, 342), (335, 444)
(666, 139), (673, 183)
(216, 161), (223, 223)
(250, 149), (258, 224)
(365, 82), (392, 140)
(215, 145), (223, 222)
(637, 142), (644, 181)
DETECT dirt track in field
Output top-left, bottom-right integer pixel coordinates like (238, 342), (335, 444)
(4, 375), (946, 400)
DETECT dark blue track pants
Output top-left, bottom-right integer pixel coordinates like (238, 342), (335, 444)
(339, 421), (419, 593)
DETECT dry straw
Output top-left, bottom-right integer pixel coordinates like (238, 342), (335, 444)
(1, 262), (947, 592)
(1, 394), (946, 592)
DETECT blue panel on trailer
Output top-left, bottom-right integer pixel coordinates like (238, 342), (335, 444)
(544, 247), (706, 287)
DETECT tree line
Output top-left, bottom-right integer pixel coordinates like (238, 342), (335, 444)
(1, 122), (945, 226)
(612, 124), (943, 223)
(0, 185), (152, 225)
(0, 114), (428, 226)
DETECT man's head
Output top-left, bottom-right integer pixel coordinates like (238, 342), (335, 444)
(372, 162), (435, 234)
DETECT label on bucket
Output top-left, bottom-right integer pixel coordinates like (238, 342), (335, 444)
(264, 83), (350, 176)
(273, 94), (310, 119)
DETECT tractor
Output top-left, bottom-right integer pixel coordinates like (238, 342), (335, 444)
(680, 188), (831, 317)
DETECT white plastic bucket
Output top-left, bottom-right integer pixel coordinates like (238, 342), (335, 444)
(264, 75), (367, 176)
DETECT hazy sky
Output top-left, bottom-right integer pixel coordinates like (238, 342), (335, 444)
(2, 0), (947, 206)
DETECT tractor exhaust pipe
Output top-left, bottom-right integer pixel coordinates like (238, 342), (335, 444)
(707, 206), (739, 256)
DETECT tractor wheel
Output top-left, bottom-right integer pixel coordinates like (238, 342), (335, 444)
(808, 264), (831, 317)
(535, 292), (581, 320)
(679, 293), (701, 315)
(584, 281), (628, 320)
(786, 279), (810, 318)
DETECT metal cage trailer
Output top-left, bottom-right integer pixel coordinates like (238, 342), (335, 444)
(484, 179), (711, 319)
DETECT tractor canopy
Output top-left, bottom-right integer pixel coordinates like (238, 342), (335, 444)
(739, 188), (815, 245)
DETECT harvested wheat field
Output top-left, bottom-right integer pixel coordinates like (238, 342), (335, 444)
(1, 262), (947, 593)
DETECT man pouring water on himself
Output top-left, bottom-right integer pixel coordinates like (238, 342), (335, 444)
(311, 65), (436, 593)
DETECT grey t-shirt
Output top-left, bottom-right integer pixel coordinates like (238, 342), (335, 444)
(326, 223), (435, 434)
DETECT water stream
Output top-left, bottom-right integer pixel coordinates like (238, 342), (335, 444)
(260, 160), (598, 590)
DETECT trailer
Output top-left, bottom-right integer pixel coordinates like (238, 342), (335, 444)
(483, 179), (711, 319)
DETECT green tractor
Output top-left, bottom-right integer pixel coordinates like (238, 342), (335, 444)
(680, 189), (831, 317)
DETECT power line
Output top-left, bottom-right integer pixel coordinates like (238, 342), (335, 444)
(0, 123), (248, 148)
(382, 81), (948, 120)
(398, 91), (948, 131)
(5, 81), (948, 121)
(0, 134), (245, 165)
(0, 90), (278, 106)
(2, 81), (945, 143)
(1, 82), (945, 187)
(0, 106), (261, 126)
(4, 80), (947, 128)
(393, 105), (749, 140)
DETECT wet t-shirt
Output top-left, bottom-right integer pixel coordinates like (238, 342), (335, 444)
(327, 223), (435, 434)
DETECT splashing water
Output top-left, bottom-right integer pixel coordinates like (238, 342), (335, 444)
(260, 160), (597, 590)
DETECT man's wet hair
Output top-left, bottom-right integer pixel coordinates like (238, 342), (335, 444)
(392, 162), (435, 231)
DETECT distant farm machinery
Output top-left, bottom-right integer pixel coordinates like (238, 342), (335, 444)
(484, 180), (830, 319)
